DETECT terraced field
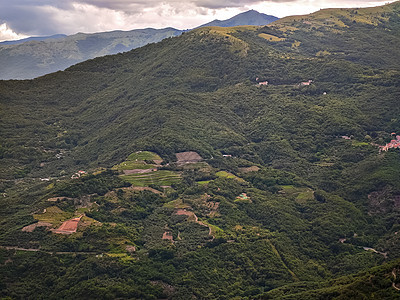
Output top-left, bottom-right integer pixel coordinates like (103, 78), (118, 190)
(33, 206), (75, 227)
(112, 160), (155, 170)
(127, 151), (162, 161)
(121, 170), (181, 186)
(113, 151), (162, 170)
(113, 151), (179, 186)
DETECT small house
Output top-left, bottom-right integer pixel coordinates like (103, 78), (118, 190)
(300, 80), (313, 86)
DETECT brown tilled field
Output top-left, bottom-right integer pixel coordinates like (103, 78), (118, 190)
(175, 151), (203, 165)
(52, 216), (82, 234)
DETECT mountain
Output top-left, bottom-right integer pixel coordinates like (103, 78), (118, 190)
(0, 28), (182, 80)
(1, 2), (400, 299)
(0, 34), (67, 46)
(198, 9), (278, 27)
(0, 10), (279, 80)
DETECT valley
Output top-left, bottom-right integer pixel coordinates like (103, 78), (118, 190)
(0, 2), (400, 299)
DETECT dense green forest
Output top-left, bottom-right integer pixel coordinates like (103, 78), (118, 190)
(1, 2), (400, 299)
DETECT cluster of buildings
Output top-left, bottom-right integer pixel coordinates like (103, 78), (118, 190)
(71, 170), (87, 179)
(379, 134), (400, 152)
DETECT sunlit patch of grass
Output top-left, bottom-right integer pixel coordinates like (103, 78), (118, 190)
(216, 171), (245, 183)
(259, 33), (285, 42)
(197, 180), (212, 185)
(127, 151), (162, 161)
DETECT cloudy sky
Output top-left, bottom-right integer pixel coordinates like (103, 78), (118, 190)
(0, 0), (396, 41)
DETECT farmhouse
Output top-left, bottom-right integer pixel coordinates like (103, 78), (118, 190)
(300, 80), (313, 86)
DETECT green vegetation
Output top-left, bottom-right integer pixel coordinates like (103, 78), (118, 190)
(113, 160), (156, 170)
(127, 151), (162, 162)
(113, 151), (162, 170)
(33, 206), (75, 227)
(216, 171), (237, 179)
(0, 2), (400, 299)
(121, 170), (181, 186)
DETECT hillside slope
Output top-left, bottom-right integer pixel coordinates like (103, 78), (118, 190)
(267, 1), (400, 69)
(0, 2), (400, 299)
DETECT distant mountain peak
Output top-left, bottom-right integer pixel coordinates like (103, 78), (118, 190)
(198, 10), (279, 28)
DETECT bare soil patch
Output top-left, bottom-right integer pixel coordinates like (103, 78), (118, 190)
(175, 209), (193, 217)
(22, 222), (52, 232)
(176, 151), (203, 165)
(162, 231), (174, 241)
(126, 245), (136, 253)
(239, 166), (260, 173)
(123, 169), (155, 175)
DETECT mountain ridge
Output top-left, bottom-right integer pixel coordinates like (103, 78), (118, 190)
(0, 34), (67, 46)
(0, 27), (183, 80)
(0, 10), (279, 80)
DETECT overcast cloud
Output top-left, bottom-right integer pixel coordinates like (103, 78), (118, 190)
(0, 0), (396, 41)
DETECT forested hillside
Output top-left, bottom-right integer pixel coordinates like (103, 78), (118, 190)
(0, 2), (400, 299)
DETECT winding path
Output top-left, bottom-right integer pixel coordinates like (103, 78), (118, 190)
(175, 209), (214, 239)
(0, 245), (99, 255)
(393, 269), (400, 291)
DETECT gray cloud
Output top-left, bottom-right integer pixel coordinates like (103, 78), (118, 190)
(75, 0), (152, 10)
(70, 0), (392, 10)
(74, 0), (289, 10)
(0, 1), (74, 35)
(195, 0), (262, 9)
